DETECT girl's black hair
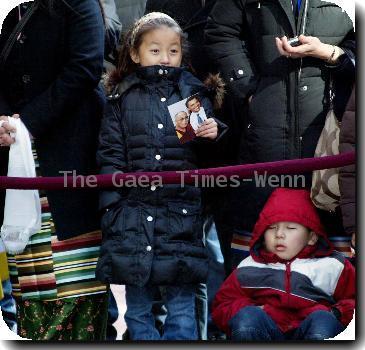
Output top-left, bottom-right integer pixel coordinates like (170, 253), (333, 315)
(109, 14), (191, 85)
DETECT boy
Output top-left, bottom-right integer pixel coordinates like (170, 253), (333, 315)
(185, 95), (207, 131)
(212, 188), (355, 340)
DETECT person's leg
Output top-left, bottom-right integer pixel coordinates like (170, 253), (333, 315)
(162, 284), (198, 340)
(195, 283), (208, 340)
(124, 284), (161, 340)
(152, 287), (167, 336)
(229, 306), (285, 341)
(291, 310), (344, 340)
(204, 216), (226, 340)
(0, 279), (17, 334)
(106, 288), (118, 341)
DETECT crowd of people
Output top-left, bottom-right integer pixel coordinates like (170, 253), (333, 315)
(0, 0), (355, 341)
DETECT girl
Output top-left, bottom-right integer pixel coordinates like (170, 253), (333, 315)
(96, 12), (226, 340)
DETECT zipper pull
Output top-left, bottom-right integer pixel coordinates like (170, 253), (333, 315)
(258, 2), (261, 8)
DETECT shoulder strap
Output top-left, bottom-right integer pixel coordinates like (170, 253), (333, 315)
(0, 1), (40, 70)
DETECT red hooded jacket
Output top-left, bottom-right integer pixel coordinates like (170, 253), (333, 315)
(212, 188), (355, 334)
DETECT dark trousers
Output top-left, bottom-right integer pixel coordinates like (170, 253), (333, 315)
(229, 306), (344, 341)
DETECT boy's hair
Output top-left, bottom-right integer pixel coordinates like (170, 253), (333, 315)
(110, 12), (190, 84)
(185, 95), (201, 108)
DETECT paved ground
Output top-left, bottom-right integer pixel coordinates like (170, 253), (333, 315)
(110, 284), (127, 340)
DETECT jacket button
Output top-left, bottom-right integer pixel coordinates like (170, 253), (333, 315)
(18, 34), (26, 44)
(155, 155), (161, 160)
(158, 69), (164, 75)
(160, 97), (166, 102)
(146, 245), (152, 252)
(22, 74), (31, 84)
(302, 86), (308, 91)
(147, 216), (153, 222)
(238, 69), (244, 75)
(230, 77), (234, 82)
(151, 186), (156, 191)
(158, 124), (164, 129)
(164, 70), (168, 75)
(182, 209), (188, 214)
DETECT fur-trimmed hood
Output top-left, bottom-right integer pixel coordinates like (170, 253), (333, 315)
(203, 73), (225, 111)
(103, 66), (225, 110)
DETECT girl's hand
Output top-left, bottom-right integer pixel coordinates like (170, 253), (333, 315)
(195, 118), (218, 140)
(0, 114), (18, 146)
(275, 35), (335, 61)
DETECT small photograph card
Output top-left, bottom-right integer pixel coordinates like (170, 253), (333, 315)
(168, 94), (207, 144)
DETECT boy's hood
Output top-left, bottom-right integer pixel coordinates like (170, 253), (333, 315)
(249, 188), (334, 263)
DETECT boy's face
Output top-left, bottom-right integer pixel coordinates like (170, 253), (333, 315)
(263, 221), (318, 260)
(187, 98), (201, 113)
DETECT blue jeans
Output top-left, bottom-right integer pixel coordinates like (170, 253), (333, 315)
(204, 217), (225, 340)
(125, 284), (198, 340)
(195, 283), (208, 340)
(229, 306), (344, 341)
(106, 290), (118, 340)
(0, 279), (17, 334)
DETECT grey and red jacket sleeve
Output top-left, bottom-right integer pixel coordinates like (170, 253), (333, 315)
(212, 270), (254, 334)
(332, 259), (355, 326)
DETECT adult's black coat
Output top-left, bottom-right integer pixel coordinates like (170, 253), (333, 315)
(0, 0), (105, 240)
(205, 0), (354, 232)
(96, 66), (226, 287)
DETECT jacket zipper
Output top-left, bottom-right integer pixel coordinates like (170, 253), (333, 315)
(295, 70), (302, 158)
(296, 15), (304, 158)
(295, 0), (309, 158)
(285, 262), (291, 307)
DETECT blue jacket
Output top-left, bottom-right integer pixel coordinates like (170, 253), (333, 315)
(96, 65), (227, 286)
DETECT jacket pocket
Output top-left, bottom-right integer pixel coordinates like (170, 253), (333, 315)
(167, 202), (202, 241)
(102, 202), (141, 238)
(101, 202), (123, 234)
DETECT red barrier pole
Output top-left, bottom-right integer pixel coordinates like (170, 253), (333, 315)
(0, 151), (355, 190)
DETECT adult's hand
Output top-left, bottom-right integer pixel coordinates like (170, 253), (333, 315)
(195, 118), (218, 140)
(275, 35), (339, 62)
(0, 114), (18, 146)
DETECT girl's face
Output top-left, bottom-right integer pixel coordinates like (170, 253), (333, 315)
(130, 26), (182, 67)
